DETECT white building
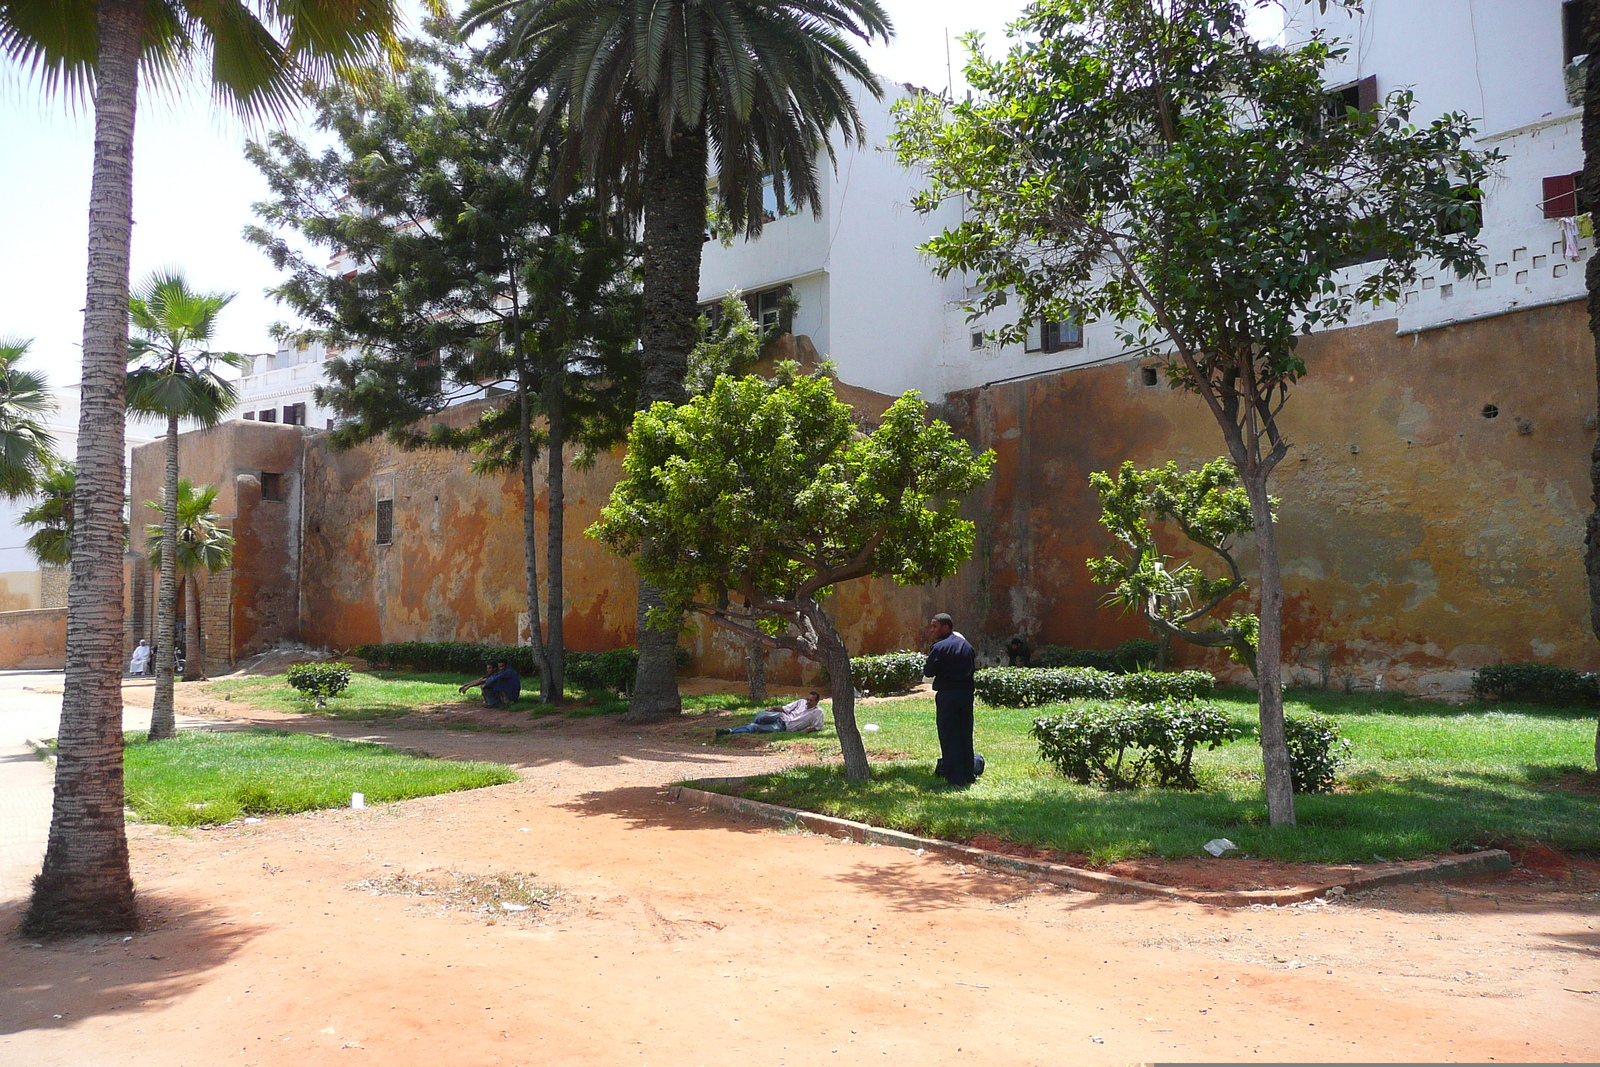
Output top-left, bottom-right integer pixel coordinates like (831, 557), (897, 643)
(700, 0), (1592, 400)
(231, 337), (339, 430)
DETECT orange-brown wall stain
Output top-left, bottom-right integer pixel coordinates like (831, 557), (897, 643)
(0, 608), (67, 669)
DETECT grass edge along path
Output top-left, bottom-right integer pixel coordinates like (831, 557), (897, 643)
(703, 688), (1600, 866)
(123, 728), (518, 826)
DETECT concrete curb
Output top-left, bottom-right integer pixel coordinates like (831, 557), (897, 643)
(23, 738), (54, 768)
(669, 779), (1513, 907)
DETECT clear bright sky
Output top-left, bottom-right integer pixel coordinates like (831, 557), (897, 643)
(0, 1), (1282, 393)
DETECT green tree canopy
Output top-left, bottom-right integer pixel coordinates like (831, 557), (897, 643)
(21, 461), (76, 568)
(591, 366), (994, 780)
(0, 338), (57, 500)
(893, 0), (1494, 825)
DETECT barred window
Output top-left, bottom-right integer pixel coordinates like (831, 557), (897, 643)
(376, 498), (394, 546)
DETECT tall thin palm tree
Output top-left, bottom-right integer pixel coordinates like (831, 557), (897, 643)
(464, 0), (892, 719)
(0, 338), (58, 499)
(126, 269), (245, 731)
(21, 462), (77, 567)
(143, 480), (234, 682)
(3, 0), (409, 937)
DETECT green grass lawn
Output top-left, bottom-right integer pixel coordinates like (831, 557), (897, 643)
(715, 689), (1600, 865)
(124, 729), (518, 826)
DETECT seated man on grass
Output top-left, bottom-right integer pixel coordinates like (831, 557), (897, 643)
(459, 659), (522, 709)
(715, 691), (826, 736)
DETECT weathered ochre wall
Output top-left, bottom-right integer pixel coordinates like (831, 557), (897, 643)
(946, 301), (1598, 694)
(0, 571), (41, 612)
(0, 607), (67, 669)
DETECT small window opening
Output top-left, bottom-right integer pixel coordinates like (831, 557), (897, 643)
(1323, 74), (1377, 122)
(260, 472), (283, 501)
(1025, 317), (1084, 354)
(1543, 172), (1583, 219)
(1140, 366), (1160, 387)
(258, 408), (277, 423)
(1481, 403), (1499, 419)
(970, 330), (985, 351)
(243, 411), (255, 421)
(282, 402), (306, 427)
(1566, 1), (1590, 65)
(376, 498), (394, 545)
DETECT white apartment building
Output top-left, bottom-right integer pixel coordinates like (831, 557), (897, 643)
(702, 0), (1593, 399)
(232, 337), (339, 430)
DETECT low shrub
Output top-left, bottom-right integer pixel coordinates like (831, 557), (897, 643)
(974, 666), (1214, 708)
(285, 663), (352, 707)
(1284, 711), (1352, 794)
(974, 666), (1114, 708)
(849, 651), (926, 696)
(1112, 669), (1215, 703)
(1471, 663), (1600, 705)
(348, 641), (688, 693)
(1031, 701), (1239, 790)
(1031, 638), (1161, 673)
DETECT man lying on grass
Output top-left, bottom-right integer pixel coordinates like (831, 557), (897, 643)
(716, 691), (826, 736)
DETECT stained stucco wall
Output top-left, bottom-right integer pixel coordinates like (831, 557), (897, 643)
(945, 300), (1599, 694)
(0, 608), (67, 669)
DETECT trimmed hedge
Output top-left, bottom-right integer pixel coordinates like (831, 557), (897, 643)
(286, 662), (352, 706)
(849, 651), (926, 696)
(1031, 701), (1239, 790)
(1471, 663), (1600, 705)
(348, 641), (687, 693)
(1032, 638), (1159, 673)
(974, 666), (1215, 708)
(1284, 711), (1352, 794)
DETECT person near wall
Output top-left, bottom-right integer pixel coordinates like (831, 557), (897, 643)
(129, 639), (152, 676)
(925, 612), (980, 787)
(1006, 636), (1033, 668)
(459, 659), (522, 709)
(715, 691), (826, 735)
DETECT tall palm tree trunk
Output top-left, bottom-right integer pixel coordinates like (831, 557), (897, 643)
(517, 371), (551, 700)
(545, 375), (566, 700)
(183, 575), (203, 680)
(24, 0), (144, 936)
(627, 126), (708, 722)
(150, 415), (180, 736)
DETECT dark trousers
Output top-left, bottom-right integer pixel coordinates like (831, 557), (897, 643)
(934, 686), (976, 786)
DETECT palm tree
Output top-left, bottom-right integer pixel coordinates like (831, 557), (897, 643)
(126, 269), (245, 733)
(0, 338), (57, 499)
(21, 462), (77, 567)
(464, 0), (892, 719)
(143, 480), (235, 682)
(3, 1), (409, 938)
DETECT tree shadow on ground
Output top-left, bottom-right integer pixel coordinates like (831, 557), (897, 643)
(0, 893), (260, 1036)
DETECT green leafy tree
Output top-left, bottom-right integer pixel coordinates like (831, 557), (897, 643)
(126, 270), (246, 725)
(0, 338), (57, 499)
(591, 366), (994, 780)
(1088, 459), (1263, 675)
(3, 0), (409, 937)
(21, 462), (78, 568)
(247, 23), (639, 703)
(465, 0), (893, 721)
(893, 0), (1493, 825)
(143, 479), (235, 681)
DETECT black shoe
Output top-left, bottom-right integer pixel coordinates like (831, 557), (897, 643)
(714, 728), (732, 737)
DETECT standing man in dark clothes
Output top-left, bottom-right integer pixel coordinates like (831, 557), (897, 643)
(924, 613), (978, 787)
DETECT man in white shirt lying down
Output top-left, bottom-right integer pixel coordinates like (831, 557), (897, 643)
(715, 691), (826, 736)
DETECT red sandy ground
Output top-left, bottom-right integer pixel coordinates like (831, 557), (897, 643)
(3, 682), (1598, 1065)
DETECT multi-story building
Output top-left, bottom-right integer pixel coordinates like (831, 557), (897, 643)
(231, 337), (339, 430)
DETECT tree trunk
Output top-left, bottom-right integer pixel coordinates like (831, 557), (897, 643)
(148, 415), (180, 738)
(517, 372), (551, 701)
(24, 0), (144, 937)
(628, 126), (709, 720)
(1583, 10), (1600, 669)
(745, 637), (768, 702)
(545, 376), (566, 702)
(1243, 469), (1296, 826)
(183, 575), (203, 681)
(811, 607), (871, 782)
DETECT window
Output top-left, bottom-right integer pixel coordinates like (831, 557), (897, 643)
(759, 176), (800, 224)
(283, 402), (306, 427)
(1566, 1), (1590, 65)
(260, 472), (283, 501)
(1323, 74), (1377, 124)
(1024, 317), (1083, 354)
(243, 411), (255, 421)
(1544, 172), (1583, 218)
(258, 408), (277, 423)
(970, 330), (985, 351)
(1140, 366), (1160, 387)
(376, 498), (394, 546)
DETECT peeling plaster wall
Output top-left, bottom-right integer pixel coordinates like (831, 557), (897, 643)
(946, 301), (1598, 696)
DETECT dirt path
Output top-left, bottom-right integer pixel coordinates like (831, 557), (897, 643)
(3, 694), (1598, 1065)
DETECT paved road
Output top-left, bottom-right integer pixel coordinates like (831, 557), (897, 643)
(0, 671), (159, 902)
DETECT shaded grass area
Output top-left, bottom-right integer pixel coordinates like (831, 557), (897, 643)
(716, 688), (1600, 864)
(208, 670), (786, 722)
(124, 729), (517, 826)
